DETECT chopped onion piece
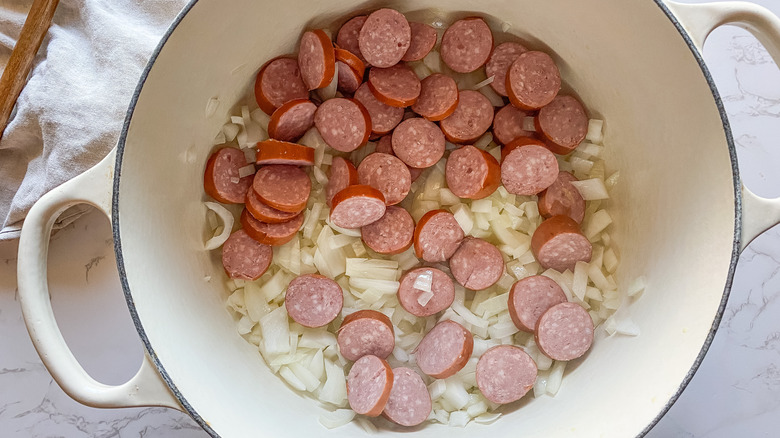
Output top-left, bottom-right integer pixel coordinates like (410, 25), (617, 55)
(472, 75), (495, 90)
(243, 147), (256, 164)
(319, 409), (355, 429)
(237, 315), (255, 335)
(289, 362), (321, 392)
(572, 261), (589, 301)
(501, 21), (512, 32)
(299, 328), (337, 349)
(205, 97), (220, 117)
(449, 411), (470, 427)
(583, 209), (613, 240)
(325, 216), (362, 237)
(587, 263), (612, 292)
(533, 370), (548, 398)
(488, 320), (519, 339)
(250, 108), (271, 130)
(440, 188), (460, 205)
(570, 156), (594, 175)
(319, 359), (347, 406)
(203, 202), (234, 250)
(452, 301), (489, 330)
(627, 276), (647, 297)
(299, 127), (327, 150)
(474, 132), (493, 149)
(429, 378), (447, 400)
(259, 305), (290, 355)
(231, 115), (243, 125)
(279, 366), (306, 391)
(451, 204), (474, 235)
(522, 116), (536, 132)
(474, 412), (501, 424)
(355, 418), (377, 433)
(570, 179), (609, 201)
(244, 283), (272, 322)
(317, 67), (339, 101)
(412, 269), (434, 293)
(206, 209), (219, 230)
(546, 360), (566, 396)
(345, 258), (398, 281)
(478, 85), (504, 107)
(586, 119), (604, 144)
(577, 142), (603, 158)
(412, 61), (432, 80)
(213, 131), (226, 145)
(312, 165), (328, 185)
(309, 349), (325, 380)
(603, 248), (618, 274)
(423, 50), (442, 73)
(605, 170), (620, 189)
(238, 164), (256, 178)
(443, 376), (470, 409)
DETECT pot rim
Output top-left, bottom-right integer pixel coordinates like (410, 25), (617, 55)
(111, 1), (741, 437)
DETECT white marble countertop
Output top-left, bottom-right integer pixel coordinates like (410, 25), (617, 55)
(2, 1), (780, 436)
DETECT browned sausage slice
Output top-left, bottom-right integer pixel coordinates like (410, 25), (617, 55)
(413, 209), (464, 262)
(440, 17), (493, 73)
(485, 42), (528, 97)
(338, 309), (395, 361)
(267, 100), (317, 142)
(359, 9), (411, 68)
(397, 267), (455, 317)
(492, 104), (533, 145)
(535, 302), (594, 361)
(508, 275), (567, 333)
(506, 51), (561, 110)
(314, 97), (371, 152)
(357, 153), (412, 205)
(414, 320), (473, 379)
(285, 274), (343, 328)
(329, 185), (387, 229)
(440, 90), (494, 144)
(326, 156), (358, 207)
(382, 367), (432, 426)
(354, 83), (404, 135)
(298, 29), (336, 90)
(476, 345), (537, 404)
(337, 62), (363, 95)
(361, 205), (415, 255)
(222, 229), (273, 280)
(246, 186), (302, 223)
(449, 237), (505, 290)
(347, 355), (394, 417)
(500, 141), (558, 195)
(391, 118), (445, 169)
(538, 171), (585, 224)
(531, 215), (593, 272)
(445, 145), (501, 200)
(411, 73), (459, 122)
(241, 208), (304, 246)
(336, 15), (368, 64)
(335, 47), (366, 78)
(204, 147), (254, 204)
(252, 164), (311, 213)
(367, 63), (422, 107)
(535, 95), (589, 155)
(254, 57), (309, 115)
(402, 22), (437, 62)
(255, 139), (315, 166)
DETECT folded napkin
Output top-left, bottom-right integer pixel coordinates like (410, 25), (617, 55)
(0, 0), (188, 240)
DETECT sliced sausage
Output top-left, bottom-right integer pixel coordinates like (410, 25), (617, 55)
(402, 22), (437, 62)
(204, 147), (254, 204)
(413, 209), (464, 262)
(337, 62), (363, 95)
(285, 274), (343, 328)
(440, 90), (494, 144)
(500, 136), (546, 161)
(397, 267), (455, 317)
(449, 237), (505, 290)
(538, 171), (585, 224)
(411, 73), (459, 122)
(252, 164), (311, 213)
(298, 29), (336, 90)
(347, 355), (394, 417)
(535, 95), (589, 155)
(254, 57), (309, 115)
(476, 345), (537, 404)
(391, 118), (445, 169)
(492, 104), (533, 145)
(335, 47), (366, 78)
(241, 208), (304, 246)
(445, 145), (501, 200)
(375, 135), (394, 154)
(222, 229), (273, 280)
(508, 275), (567, 333)
(367, 63), (422, 107)
(531, 215), (593, 272)
(535, 302), (594, 361)
(485, 42), (528, 97)
(314, 97), (372, 152)
(338, 309), (395, 361)
(267, 100), (317, 142)
(357, 153), (411, 205)
(414, 320), (473, 379)
(336, 15), (368, 64)
(329, 185), (387, 229)
(246, 186), (302, 223)
(255, 139), (315, 166)
(326, 156), (358, 207)
(359, 9), (411, 68)
(440, 17), (493, 73)
(506, 51), (561, 111)
(361, 206), (415, 255)
(382, 367), (432, 426)
(354, 83), (404, 135)
(500, 141), (558, 195)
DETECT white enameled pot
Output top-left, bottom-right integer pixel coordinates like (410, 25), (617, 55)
(16, 1), (780, 437)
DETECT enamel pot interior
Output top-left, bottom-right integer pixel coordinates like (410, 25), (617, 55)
(114, 0), (737, 436)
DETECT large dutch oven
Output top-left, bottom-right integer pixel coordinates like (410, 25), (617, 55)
(16, 1), (780, 437)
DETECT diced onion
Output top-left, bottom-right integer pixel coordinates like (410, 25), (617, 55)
(570, 178), (609, 200)
(522, 117), (536, 132)
(213, 131), (226, 145)
(577, 142), (604, 158)
(448, 411), (470, 427)
(205, 97), (220, 117)
(472, 75), (495, 90)
(423, 50), (442, 73)
(411, 61), (433, 80)
(317, 67), (339, 101)
(586, 119), (604, 144)
(250, 108), (271, 130)
(238, 164), (256, 178)
(412, 269), (434, 292)
(583, 209), (613, 240)
(627, 276), (647, 297)
(319, 409), (355, 429)
(203, 202), (234, 250)
(546, 360), (566, 396)
(474, 413), (501, 424)
(478, 85), (504, 107)
(474, 132), (493, 149)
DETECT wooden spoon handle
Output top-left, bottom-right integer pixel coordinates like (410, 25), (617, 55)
(0, 0), (60, 141)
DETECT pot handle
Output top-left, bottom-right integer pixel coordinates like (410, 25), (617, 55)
(16, 148), (183, 410)
(667, 0), (780, 251)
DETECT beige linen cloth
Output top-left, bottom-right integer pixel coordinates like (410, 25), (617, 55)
(0, 0), (188, 240)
